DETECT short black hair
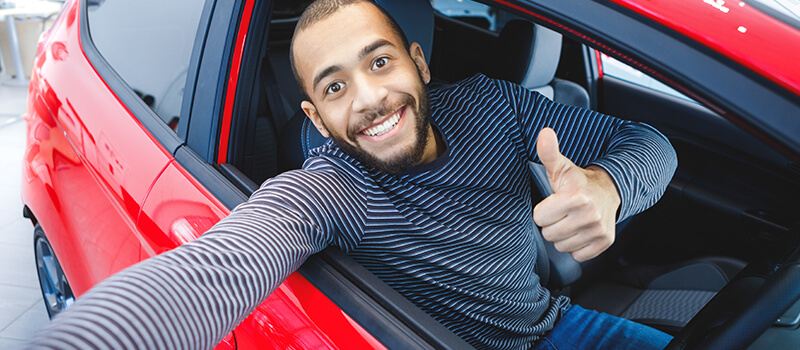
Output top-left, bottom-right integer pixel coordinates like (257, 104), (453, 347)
(289, 0), (410, 97)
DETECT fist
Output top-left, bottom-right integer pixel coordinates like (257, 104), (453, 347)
(532, 128), (621, 262)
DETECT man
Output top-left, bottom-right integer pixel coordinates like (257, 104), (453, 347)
(29, 0), (677, 349)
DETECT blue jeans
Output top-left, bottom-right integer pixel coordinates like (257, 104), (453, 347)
(531, 305), (673, 350)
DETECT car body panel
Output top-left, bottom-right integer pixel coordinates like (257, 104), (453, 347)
(137, 159), (226, 258)
(142, 154), (387, 349)
(22, 0), (168, 296)
(235, 274), (388, 349)
(609, 0), (800, 96)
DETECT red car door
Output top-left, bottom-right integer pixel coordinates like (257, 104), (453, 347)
(22, 0), (164, 296)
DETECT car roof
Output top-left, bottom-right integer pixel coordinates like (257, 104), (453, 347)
(609, 0), (800, 98)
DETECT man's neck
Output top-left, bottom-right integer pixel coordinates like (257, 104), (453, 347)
(417, 124), (445, 165)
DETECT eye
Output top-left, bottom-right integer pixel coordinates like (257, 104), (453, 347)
(325, 81), (344, 95)
(372, 57), (388, 70)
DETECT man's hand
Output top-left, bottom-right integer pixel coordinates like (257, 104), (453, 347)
(532, 128), (621, 262)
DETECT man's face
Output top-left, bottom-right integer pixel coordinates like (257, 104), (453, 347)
(292, 2), (434, 173)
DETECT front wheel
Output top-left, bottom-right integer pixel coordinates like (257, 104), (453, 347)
(33, 224), (74, 318)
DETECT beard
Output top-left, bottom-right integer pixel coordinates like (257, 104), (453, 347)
(325, 83), (430, 174)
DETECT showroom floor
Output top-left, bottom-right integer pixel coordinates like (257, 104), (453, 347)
(0, 78), (50, 349)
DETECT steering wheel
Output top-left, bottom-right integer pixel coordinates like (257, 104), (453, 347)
(665, 224), (800, 350)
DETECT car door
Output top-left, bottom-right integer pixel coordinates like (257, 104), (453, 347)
(469, 0), (800, 268)
(138, 0), (392, 348)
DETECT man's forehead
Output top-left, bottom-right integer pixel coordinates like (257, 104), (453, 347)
(293, 2), (404, 87)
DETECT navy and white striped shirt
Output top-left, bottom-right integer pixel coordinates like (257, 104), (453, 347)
(30, 74), (676, 349)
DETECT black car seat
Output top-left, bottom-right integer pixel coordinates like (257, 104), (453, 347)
(491, 19), (747, 333)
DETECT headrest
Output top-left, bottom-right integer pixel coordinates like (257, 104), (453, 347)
(374, 0), (434, 63)
(492, 20), (563, 96)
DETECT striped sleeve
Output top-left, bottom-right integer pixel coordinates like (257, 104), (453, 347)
(27, 164), (366, 349)
(495, 78), (677, 221)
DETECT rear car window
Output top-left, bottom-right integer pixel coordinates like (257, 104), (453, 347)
(600, 53), (694, 103)
(87, 0), (205, 131)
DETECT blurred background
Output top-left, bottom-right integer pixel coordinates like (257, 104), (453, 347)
(0, 0), (63, 347)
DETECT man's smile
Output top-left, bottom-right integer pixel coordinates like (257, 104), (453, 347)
(358, 105), (407, 140)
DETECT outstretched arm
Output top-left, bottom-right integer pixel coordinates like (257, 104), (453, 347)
(27, 166), (365, 349)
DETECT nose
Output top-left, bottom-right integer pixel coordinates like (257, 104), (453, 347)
(351, 73), (388, 114)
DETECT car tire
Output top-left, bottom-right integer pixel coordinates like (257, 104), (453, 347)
(33, 224), (74, 318)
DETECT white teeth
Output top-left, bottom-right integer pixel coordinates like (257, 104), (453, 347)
(363, 111), (401, 137)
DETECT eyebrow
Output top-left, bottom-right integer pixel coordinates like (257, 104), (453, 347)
(311, 39), (396, 92)
(312, 65), (342, 92)
(359, 39), (393, 60)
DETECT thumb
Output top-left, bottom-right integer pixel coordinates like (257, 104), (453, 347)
(536, 128), (568, 172)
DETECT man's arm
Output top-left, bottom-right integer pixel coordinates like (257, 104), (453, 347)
(497, 78), (677, 261)
(27, 166), (365, 349)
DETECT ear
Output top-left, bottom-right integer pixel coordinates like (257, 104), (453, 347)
(409, 42), (431, 84)
(301, 100), (330, 138)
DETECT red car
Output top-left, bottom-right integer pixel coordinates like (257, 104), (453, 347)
(22, 0), (800, 348)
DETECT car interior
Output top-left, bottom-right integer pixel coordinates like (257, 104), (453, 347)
(216, 0), (800, 344)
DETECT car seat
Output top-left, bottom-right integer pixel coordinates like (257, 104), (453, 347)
(490, 19), (590, 109)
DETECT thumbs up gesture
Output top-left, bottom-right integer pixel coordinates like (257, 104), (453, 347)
(533, 128), (621, 262)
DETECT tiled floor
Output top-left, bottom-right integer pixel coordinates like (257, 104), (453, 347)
(0, 77), (50, 349)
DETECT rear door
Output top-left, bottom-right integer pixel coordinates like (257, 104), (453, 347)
(29, 0), (202, 296)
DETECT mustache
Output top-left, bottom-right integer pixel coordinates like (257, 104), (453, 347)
(349, 93), (416, 135)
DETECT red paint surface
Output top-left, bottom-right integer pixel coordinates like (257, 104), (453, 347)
(608, 0), (800, 97)
(22, 0), (164, 296)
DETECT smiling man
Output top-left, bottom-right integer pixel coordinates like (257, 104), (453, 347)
(292, 2), (439, 174)
(29, 1), (677, 349)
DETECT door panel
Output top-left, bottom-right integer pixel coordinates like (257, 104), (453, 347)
(598, 76), (800, 264)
